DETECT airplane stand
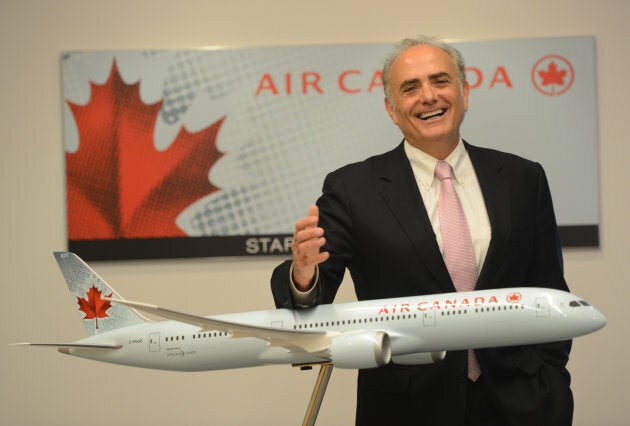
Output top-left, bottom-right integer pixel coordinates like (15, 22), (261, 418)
(302, 363), (334, 426)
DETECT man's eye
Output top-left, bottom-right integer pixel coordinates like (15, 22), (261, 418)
(403, 86), (418, 95)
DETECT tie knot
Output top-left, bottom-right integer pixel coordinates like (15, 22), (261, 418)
(435, 161), (453, 181)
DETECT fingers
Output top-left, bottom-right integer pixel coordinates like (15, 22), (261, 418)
(294, 205), (319, 239)
(292, 206), (324, 258)
(291, 206), (330, 288)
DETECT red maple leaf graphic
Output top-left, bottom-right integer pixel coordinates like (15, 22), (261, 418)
(538, 61), (567, 88)
(77, 285), (112, 329)
(66, 61), (225, 240)
(507, 293), (522, 303)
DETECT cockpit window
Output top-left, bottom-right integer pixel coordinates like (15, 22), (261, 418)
(580, 301), (591, 306)
(569, 301), (581, 307)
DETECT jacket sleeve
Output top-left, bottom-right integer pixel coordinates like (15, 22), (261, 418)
(526, 163), (569, 292)
(527, 163), (572, 366)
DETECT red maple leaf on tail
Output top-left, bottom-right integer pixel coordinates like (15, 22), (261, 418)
(66, 61), (225, 240)
(77, 285), (112, 330)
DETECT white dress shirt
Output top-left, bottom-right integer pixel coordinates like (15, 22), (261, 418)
(404, 139), (491, 274)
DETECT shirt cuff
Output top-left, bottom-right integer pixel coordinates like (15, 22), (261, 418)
(289, 263), (320, 308)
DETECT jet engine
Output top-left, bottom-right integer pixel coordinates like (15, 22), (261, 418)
(328, 330), (391, 369)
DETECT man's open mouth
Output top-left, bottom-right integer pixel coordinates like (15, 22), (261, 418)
(417, 108), (446, 120)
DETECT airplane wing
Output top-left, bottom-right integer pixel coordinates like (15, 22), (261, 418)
(105, 298), (334, 354)
(11, 343), (122, 349)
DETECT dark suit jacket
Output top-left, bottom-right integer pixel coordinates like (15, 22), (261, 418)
(271, 141), (573, 426)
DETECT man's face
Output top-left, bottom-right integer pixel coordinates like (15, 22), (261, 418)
(385, 44), (469, 157)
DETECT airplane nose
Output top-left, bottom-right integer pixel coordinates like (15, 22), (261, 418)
(562, 292), (607, 336)
(591, 307), (607, 331)
(577, 306), (607, 336)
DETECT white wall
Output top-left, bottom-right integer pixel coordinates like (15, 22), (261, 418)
(1, 0), (627, 424)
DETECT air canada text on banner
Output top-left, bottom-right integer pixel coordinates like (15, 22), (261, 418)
(254, 66), (514, 96)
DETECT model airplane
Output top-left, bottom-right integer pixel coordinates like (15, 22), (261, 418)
(14, 252), (606, 371)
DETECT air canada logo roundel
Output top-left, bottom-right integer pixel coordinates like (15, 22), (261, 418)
(506, 292), (522, 303)
(531, 54), (575, 96)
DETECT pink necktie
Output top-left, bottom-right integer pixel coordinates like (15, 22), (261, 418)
(435, 160), (481, 381)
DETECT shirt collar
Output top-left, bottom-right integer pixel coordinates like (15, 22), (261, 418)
(404, 139), (467, 190)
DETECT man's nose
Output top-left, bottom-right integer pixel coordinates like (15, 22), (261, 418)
(419, 85), (437, 103)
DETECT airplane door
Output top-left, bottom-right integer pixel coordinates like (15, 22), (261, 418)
(271, 321), (283, 329)
(423, 310), (436, 327)
(536, 298), (550, 317)
(149, 332), (161, 352)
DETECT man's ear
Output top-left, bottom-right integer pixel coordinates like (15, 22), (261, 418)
(462, 80), (470, 112)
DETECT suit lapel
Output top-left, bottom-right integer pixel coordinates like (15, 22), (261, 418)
(372, 142), (511, 292)
(465, 143), (511, 290)
(375, 143), (454, 293)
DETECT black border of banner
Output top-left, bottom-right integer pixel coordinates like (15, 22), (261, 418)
(557, 225), (599, 248)
(68, 225), (599, 261)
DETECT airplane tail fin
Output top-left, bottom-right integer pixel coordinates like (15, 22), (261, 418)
(53, 252), (150, 336)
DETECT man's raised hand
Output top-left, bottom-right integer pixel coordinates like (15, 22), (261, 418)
(290, 205), (330, 290)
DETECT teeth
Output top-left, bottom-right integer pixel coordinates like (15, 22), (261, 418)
(419, 109), (445, 120)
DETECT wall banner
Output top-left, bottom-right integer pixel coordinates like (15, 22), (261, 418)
(62, 36), (598, 260)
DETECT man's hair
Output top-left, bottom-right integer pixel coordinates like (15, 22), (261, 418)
(382, 35), (466, 103)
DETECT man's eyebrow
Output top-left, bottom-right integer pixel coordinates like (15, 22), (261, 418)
(429, 71), (453, 81)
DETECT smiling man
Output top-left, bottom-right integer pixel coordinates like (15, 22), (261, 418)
(271, 35), (573, 426)
(384, 42), (469, 160)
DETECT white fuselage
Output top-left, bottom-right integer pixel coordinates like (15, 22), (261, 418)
(66, 287), (606, 371)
